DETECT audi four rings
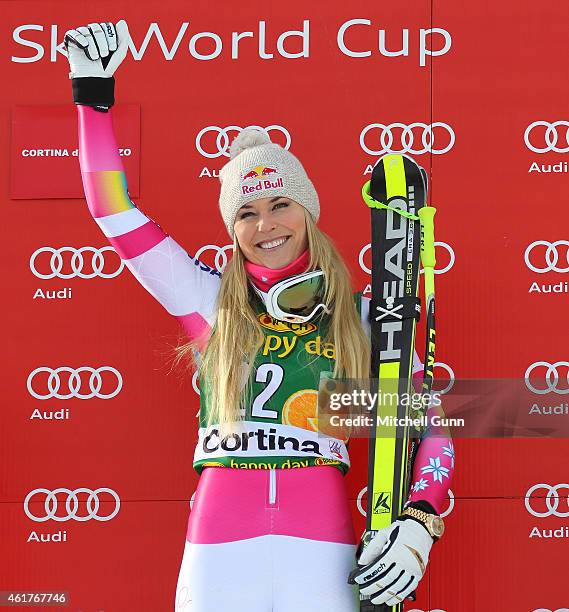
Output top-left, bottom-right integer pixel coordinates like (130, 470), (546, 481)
(24, 488), (120, 522)
(431, 362), (456, 396)
(525, 484), (569, 518)
(525, 362), (569, 395)
(30, 246), (124, 279)
(193, 244), (233, 273)
(358, 241), (455, 276)
(524, 121), (569, 153)
(27, 366), (123, 400)
(359, 122), (455, 155)
(195, 125), (291, 158)
(524, 240), (569, 273)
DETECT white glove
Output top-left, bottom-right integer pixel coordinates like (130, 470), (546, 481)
(350, 519), (433, 606)
(63, 20), (129, 79)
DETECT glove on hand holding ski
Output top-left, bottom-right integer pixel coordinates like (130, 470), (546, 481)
(349, 518), (433, 606)
(63, 20), (129, 109)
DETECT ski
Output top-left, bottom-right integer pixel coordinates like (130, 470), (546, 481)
(355, 153), (436, 611)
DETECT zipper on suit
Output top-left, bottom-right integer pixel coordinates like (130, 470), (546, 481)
(269, 468), (276, 505)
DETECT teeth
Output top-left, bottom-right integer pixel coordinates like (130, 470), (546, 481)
(259, 237), (288, 250)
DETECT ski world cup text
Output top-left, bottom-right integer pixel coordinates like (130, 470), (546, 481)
(11, 21), (451, 67)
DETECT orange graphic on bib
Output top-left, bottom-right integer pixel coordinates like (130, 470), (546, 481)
(282, 389), (349, 442)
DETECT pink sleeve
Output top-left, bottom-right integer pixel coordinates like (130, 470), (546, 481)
(77, 106), (220, 350)
(405, 368), (455, 514)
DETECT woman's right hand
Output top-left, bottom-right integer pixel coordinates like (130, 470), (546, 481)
(63, 20), (130, 79)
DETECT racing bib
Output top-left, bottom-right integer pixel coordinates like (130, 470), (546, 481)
(193, 292), (362, 474)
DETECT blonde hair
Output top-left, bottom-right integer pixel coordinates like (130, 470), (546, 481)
(172, 209), (370, 432)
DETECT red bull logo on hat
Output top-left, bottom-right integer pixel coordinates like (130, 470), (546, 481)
(241, 164), (285, 195)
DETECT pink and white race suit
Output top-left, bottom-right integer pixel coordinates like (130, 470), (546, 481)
(77, 105), (454, 612)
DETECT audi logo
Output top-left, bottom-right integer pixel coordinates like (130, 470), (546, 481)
(194, 244), (233, 273)
(192, 370), (201, 417)
(192, 370), (200, 397)
(433, 362), (455, 395)
(524, 240), (569, 273)
(440, 489), (455, 519)
(27, 366), (123, 400)
(524, 121), (569, 153)
(355, 487), (454, 518)
(533, 609), (569, 612)
(525, 362), (569, 395)
(176, 586), (191, 610)
(360, 122), (455, 156)
(24, 487), (120, 522)
(356, 486), (366, 517)
(525, 484), (569, 518)
(195, 125), (291, 158)
(30, 246), (124, 279)
(358, 242), (455, 276)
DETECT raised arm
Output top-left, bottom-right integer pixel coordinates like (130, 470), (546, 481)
(78, 104), (220, 348)
(65, 20), (220, 349)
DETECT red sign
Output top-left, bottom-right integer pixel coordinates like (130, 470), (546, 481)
(10, 104), (140, 199)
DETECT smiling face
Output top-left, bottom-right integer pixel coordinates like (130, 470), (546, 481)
(233, 197), (308, 268)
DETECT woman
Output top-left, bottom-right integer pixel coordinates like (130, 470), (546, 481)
(64, 20), (454, 612)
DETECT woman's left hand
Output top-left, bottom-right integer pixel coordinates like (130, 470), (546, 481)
(348, 518), (433, 606)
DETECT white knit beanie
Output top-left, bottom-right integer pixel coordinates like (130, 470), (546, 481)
(218, 128), (320, 237)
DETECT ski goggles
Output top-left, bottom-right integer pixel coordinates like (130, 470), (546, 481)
(251, 270), (329, 323)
